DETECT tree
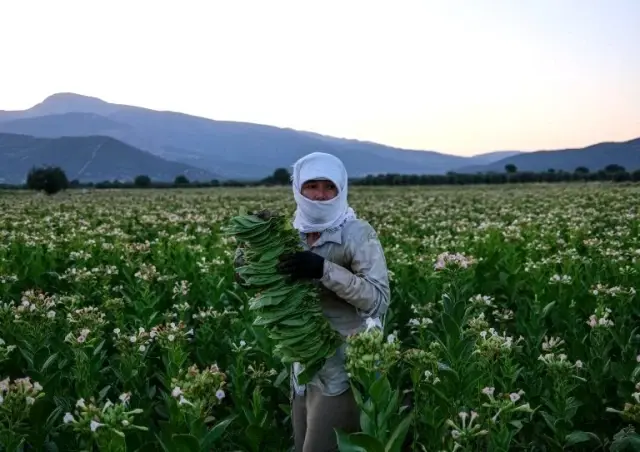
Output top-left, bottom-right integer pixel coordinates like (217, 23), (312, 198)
(605, 164), (625, 173)
(26, 166), (69, 195)
(504, 164), (518, 174)
(174, 175), (189, 185)
(272, 168), (291, 185)
(574, 166), (590, 174)
(134, 175), (151, 187)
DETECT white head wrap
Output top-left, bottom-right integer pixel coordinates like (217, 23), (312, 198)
(291, 152), (357, 233)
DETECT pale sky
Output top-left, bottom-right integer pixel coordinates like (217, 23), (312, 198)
(1, 0), (638, 156)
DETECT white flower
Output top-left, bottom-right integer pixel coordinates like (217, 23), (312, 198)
(216, 389), (225, 400)
(63, 412), (75, 424)
(171, 387), (182, 398)
(119, 392), (131, 404)
(90, 420), (103, 432)
(365, 317), (379, 331)
(482, 387), (495, 396)
(76, 398), (86, 408)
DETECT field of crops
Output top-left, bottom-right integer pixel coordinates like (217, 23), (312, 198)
(1, 183), (640, 451)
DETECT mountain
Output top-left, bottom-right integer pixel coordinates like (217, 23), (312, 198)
(0, 93), (516, 180)
(0, 133), (216, 184)
(468, 151), (522, 165)
(0, 92), (127, 120)
(1, 93), (637, 180)
(457, 138), (640, 174)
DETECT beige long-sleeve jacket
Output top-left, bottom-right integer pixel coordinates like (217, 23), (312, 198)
(234, 218), (391, 397)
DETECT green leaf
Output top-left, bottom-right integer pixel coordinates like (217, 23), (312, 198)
(540, 411), (557, 433)
(93, 339), (106, 357)
(245, 424), (266, 449)
(384, 412), (413, 452)
(336, 431), (384, 452)
(370, 375), (392, 406)
(611, 432), (640, 452)
(274, 368), (289, 387)
(201, 417), (235, 449)
(441, 313), (460, 343)
(41, 352), (59, 373)
(99, 384), (111, 401)
(541, 301), (556, 318)
(565, 431), (602, 447)
(171, 434), (200, 452)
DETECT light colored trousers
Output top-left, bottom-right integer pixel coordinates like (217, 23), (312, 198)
(292, 385), (360, 452)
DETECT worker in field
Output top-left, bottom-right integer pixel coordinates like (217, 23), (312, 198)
(234, 151), (391, 452)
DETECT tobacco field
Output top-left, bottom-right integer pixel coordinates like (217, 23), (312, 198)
(1, 184), (640, 451)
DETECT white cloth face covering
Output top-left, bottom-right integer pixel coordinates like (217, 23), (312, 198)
(291, 152), (357, 233)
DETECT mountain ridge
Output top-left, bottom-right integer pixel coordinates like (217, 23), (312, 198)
(0, 93), (518, 179)
(0, 92), (638, 179)
(457, 137), (640, 174)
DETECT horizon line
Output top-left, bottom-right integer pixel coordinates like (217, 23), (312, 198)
(2, 90), (639, 157)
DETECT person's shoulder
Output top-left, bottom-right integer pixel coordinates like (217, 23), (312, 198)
(342, 218), (379, 242)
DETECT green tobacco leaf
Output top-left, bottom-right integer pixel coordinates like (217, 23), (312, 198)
(611, 432), (640, 452)
(41, 352), (59, 373)
(227, 213), (345, 382)
(201, 416), (235, 449)
(541, 301), (556, 318)
(385, 412), (414, 452)
(170, 434), (200, 452)
(565, 431), (602, 447)
(336, 431), (385, 452)
(370, 375), (393, 406)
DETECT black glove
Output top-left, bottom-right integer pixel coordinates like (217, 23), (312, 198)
(277, 251), (325, 281)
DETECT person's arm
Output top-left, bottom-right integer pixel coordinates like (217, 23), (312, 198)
(319, 221), (390, 319)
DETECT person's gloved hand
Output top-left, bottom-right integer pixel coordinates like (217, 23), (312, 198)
(277, 251), (325, 281)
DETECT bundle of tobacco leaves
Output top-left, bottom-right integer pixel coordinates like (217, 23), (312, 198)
(224, 211), (343, 384)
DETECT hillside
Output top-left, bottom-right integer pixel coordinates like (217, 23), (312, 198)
(0, 93), (515, 179)
(1, 93), (637, 179)
(0, 112), (134, 139)
(0, 133), (216, 184)
(458, 138), (640, 174)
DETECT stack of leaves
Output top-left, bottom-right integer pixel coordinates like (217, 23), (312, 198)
(225, 211), (342, 384)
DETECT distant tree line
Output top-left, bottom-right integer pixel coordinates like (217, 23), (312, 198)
(2, 163), (639, 194)
(353, 164), (637, 186)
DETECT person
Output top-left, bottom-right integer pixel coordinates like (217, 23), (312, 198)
(234, 152), (391, 452)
